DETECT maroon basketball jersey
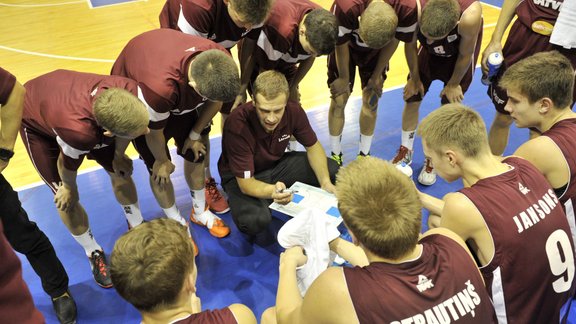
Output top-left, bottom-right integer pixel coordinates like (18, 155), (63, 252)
(543, 118), (576, 244)
(344, 234), (496, 323)
(331, 0), (418, 49)
(23, 70), (138, 171)
(159, 0), (257, 49)
(0, 67), (16, 105)
(111, 29), (229, 129)
(250, 0), (319, 70)
(173, 307), (237, 323)
(460, 156), (575, 323)
(516, 0), (562, 32)
(417, 0), (479, 57)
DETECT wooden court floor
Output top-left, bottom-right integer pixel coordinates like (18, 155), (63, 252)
(0, 0), (500, 188)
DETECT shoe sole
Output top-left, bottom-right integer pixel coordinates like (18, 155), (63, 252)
(94, 280), (113, 289)
(211, 207), (230, 214)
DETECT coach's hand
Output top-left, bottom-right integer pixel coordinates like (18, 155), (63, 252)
(54, 182), (79, 212)
(152, 160), (175, 186)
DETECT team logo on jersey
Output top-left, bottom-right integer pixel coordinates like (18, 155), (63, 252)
(185, 47), (197, 52)
(417, 275), (434, 292)
(90, 87), (98, 97)
(519, 182), (531, 195)
(278, 134), (290, 142)
(447, 34), (458, 43)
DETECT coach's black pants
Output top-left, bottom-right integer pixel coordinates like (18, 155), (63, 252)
(0, 174), (68, 298)
(221, 152), (340, 236)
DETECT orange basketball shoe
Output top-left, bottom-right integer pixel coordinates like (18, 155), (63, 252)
(205, 178), (230, 214)
(190, 206), (231, 238)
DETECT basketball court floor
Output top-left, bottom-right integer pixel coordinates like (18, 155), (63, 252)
(2, 0), (575, 323)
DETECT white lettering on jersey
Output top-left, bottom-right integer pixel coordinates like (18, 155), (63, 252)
(278, 134), (290, 142)
(417, 275), (435, 292)
(513, 189), (560, 233)
(391, 280), (482, 323)
(533, 0), (563, 11)
(519, 182), (531, 195)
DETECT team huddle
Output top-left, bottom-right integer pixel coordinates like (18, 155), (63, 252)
(1, 0), (575, 323)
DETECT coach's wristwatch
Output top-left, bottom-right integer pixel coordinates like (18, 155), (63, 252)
(0, 148), (14, 162)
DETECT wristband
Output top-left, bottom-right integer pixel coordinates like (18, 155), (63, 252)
(188, 131), (201, 141)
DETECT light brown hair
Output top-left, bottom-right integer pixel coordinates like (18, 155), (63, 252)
(189, 49), (240, 102)
(110, 218), (195, 312)
(359, 2), (398, 49)
(93, 88), (148, 136)
(253, 70), (289, 101)
(418, 103), (489, 158)
(500, 51), (575, 109)
(336, 157), (422, 259)
(420, 0), (460, 38)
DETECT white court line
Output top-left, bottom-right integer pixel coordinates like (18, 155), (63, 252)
(0, 1), (83, 7)
(87, 0), (146, 9)
(0, 45), (114, 63)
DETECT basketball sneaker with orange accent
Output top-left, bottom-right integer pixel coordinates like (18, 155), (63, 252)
(205, 178), (230, 214)
(89, 250), (112, 288)
(190, 207), (231, 238)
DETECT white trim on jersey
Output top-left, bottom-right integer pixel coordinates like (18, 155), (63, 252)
(256, 31), (312, 63)
(351, 33), (369, 48)
(396, 22), (417, 33)
(170, 101), (206, 115)
(137, 86), (170, 123)
(564, 199), (576, 247)
(56, 135), (90, 160)
(491, 266), (508, 324)
(338, 25), (352, 38)
(178, 4), (209, 38)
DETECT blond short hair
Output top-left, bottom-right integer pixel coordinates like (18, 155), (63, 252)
(336, 157), (422, 259)
(93, 88), (148, 136)
(418, 104), (489, 158)
(500, 51), (575, 109)
(360, 2), (398, 49)
(110, 218), (195, 312)
(420, 0), (460, 38)
(253, 70), (289, 101)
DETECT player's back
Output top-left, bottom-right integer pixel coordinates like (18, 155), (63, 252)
(460, 156), (575, 323)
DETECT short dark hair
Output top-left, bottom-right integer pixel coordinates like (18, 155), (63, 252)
(500, 51), (575, 109)
(189, 49), (240, 102)
(420, 0), (460, 38)
(359, 2), (398, 49)
(336, 157), (422, 260)
(303, 8), (338, 56)
(110, 218), (195, 312)
(231, 0), (273, 26)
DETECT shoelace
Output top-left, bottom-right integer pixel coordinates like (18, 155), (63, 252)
(392, 146), (409, 164)
(206, 180), (223, 202)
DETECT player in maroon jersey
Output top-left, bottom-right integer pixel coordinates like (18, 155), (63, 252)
(419, 104), (575, 322)
(328, 0), (419, 165)
(481, 0), (576, 155)
(112, 29), (240, 241)
(261, 157), (496, 323)
(159, 0), (273, 210)
(21, 70), (150, 290)
(391, 0), (482, 186)
(110, 218), (257, 324)
(500, 51), (576, 245)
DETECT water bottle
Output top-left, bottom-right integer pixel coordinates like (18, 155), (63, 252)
(481, 52), (504, 86)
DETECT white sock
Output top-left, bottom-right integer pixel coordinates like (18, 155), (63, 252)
(330, 135), (342, 155)
(401, 130), (416, 150)
(191, 189), (206, 216)
(122, 203), (144, 228)
(359, 134), (373, 155)
(163, 204), (187, 226)
(71, 229), (102, 257)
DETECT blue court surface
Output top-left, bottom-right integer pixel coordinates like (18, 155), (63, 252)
(16, 68), (575, 323)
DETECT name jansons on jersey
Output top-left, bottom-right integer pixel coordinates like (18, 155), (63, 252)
(391, 281), (482, 324)
(513, 188), (559, 234)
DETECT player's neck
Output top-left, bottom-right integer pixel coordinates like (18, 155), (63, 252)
(141, 293), (196, 324)
(540, 108), (576, 132)
(366, 244), (423, 264)
(460, 153), (510, 187)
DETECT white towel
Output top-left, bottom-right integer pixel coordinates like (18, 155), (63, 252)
(277, 208), (341, 296)
(550, 0), (576, 49)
